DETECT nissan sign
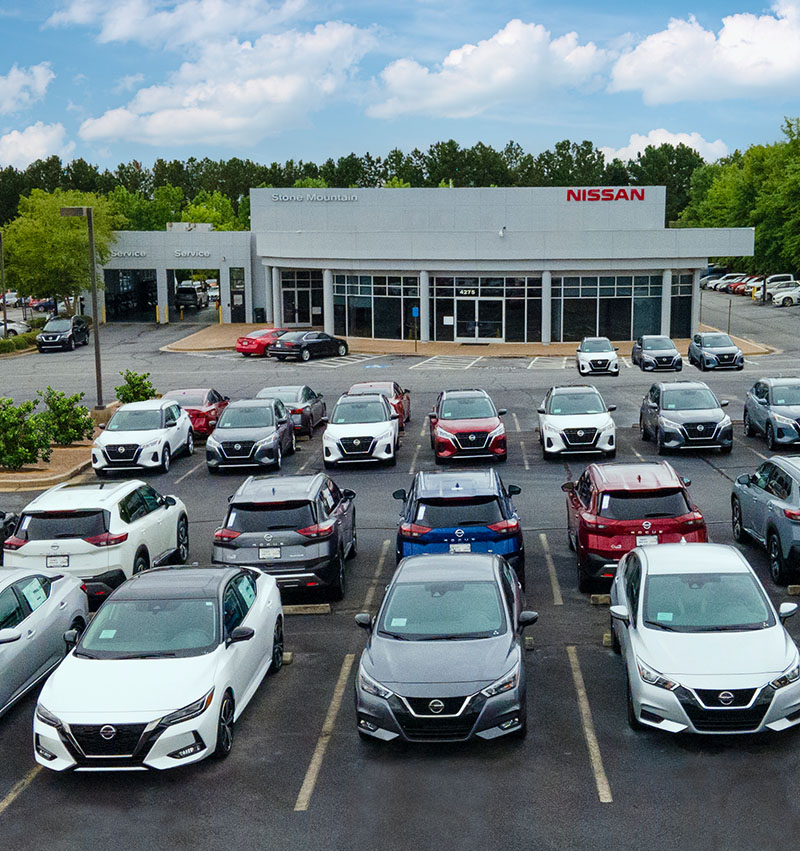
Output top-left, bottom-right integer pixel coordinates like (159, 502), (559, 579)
(566, 188), (645, 202)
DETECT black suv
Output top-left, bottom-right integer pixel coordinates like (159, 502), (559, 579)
(639, 380), (732, 454)
(212, 473), (357, 600)
(36, 316), (90, 352)
(175, 283), (210, 309)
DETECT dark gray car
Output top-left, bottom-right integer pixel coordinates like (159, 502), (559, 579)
(205, 398), (295, 473)
(631, 335), (683, 372)
(354, 553), (537, 742)
(687, 332), (743, 371)
(744, 378), (800, 450)
(256, 385), (326, 438)
(212, 473), (356, 600)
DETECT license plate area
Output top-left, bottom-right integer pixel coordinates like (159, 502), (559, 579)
(46, 555), (70, 567)
(449, 543), (471, 553)
(259, 547), (281, 560)
(636, 535), (658, 546)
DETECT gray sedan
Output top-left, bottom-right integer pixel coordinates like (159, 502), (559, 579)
(256, 385), (326, 438)
(0, 569), (88, 717)
(354, 553), (537, 742)
(743, 378), (800, 450)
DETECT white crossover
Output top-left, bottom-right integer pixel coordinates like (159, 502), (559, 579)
(538, 385), (616, 459)
(322, 393), (399, 468)
(34, 566), (283, 771)
(576, 337), (620, 376)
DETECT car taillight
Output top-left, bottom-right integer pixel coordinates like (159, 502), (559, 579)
(580, 513), (607, 530)
(214, 528), (241, 542)
(3, 535), (26, 550)
(84, 532), (129, 547)
(487, 518), (520, 534)
(399, 522), (432, 538)
(683, 512), (705, 527)
(298, 519), (337, 538)
(291, 408), (304, 415)
(784, 508), (800, 522)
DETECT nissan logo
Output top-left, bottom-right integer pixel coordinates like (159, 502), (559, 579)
(353, 439), (361, 446)
(455, 529), (464, 538)
(577, 430), (584, 437)
(263, 534), (273, 543)
(718, 691), (735, 706)
(642, 521), (651, 530)
(428, 699), (445, 714)
(100, 725), (117, 740)
(118, 447), (125, 454)
(469, 434), (476, 442)
(697, 425), (704, 433)
(234, 443), (241, 450)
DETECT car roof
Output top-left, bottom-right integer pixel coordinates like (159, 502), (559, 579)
(442, 389), (490, 398)
(639, 543), (751, 576)
(653, 380), (710, 391)
(233, 473), (325, 500)
(117, 399), (170, 411)
(23, 479), (141, 511)
(338, 392), (385, 403)
(162, 388), (210, 397)
(588, 461), (683, 491)
(761, 377), (800, 387)
(349, 382), (394, 392)
(771, 456), (800, 477)
(394, 553), (502, 583)
(550, 384), (602, 394)
(112, 566), (242, 600)
(581, 336), (611, 342)
(414, 469), (499, 498)
(640, 335), (674, 342)
(228, 398), (274, 408)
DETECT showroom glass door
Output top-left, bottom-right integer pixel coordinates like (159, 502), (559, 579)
(282, 289), (312, 326)
(454, 299), (504, 341)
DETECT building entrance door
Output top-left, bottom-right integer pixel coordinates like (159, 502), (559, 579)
(454, 299), (504, 341)
(282, 289), (312, 326)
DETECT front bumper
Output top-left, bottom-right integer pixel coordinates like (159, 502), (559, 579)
(206, 441), (280, 468)
(323, 435), (395, 464)
(541, 427), (615, 455)
(639, 356), (682, 371)
(701, 355), (744, 370)
(434, 433), (506, 461)
(578, 359), (619, 375)
(659, 423), (733, 450)
(769, 419), (800, 445)
(92, 445), (163, 471)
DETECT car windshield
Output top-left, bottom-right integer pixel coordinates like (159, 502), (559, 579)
(77, 599), (218, 658)
(247, 330), (272, 339)
(598, 490), (690, 520)
(217, 406), (274, 428)
(662, 388), (718, 411)
(547, 392), (605, 415)
(439, 397), (495, 420)
(703, 334), (734, 347)
(107, 409), (162, 431)
(226, 501), (314, 531)
(643, 338), (674, 351)
(43, 319), (71, 332)
(350, 384), (391, 396)
(378, 580), (506, 640)
(582, 339), (613, 353)
(414, 497), (504, 527)
(278, 332), (307, 342)
(331, 400), (387, 424)
(257, 387), (301, 403)
(643, 572), (774, 632)
(163, 391), (207, 406)
(17, 510), (106, 541)
(771, 385), (800, 406)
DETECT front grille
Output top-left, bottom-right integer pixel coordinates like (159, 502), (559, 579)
(42, 335), (61, 343)
(562, 427), (598, 446)
(405, 696), (468, 716)
(589, 359), (609, 369)
(677, 687), (772, 732)
(717, 353), (735, 364)
(656, 356), (674, 366)
(221, 440), (255, 458)
(390, 695), (483, 741)
(694, 688), (756, 708)
(454, 432), (490, 450)
(104, 443), (139, 461)
(683, 422), (719, 440)
(70, 723), (147, 756)
(340, 436), (375, 455)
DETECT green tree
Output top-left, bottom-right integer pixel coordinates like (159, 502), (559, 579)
(627, 143), (706, 224)
(181, 189), (240, 230)
(292, 177), (328, 188)
(382, 175), (411, 188)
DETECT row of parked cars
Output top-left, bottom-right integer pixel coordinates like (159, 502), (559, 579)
(702, 272), (800, 305)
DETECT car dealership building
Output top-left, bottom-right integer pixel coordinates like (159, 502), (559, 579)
(101, 186), (753, 343)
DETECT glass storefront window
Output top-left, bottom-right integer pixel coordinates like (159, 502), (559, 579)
(435, 298), (454, 341)
(598, 297), (631, 339)
(527, 299), (542, 342)
(564, 276), (580, 297)
(347, 296), (372, 338)
(671, 296), (692, 338)
(104, 269), (158, 322)
(506, 299), (525, 342)
(616, 276), (632, 296)
(562, 298), (597, 341)
(633, 295), (661, 338)
(388, 276), (401, 296)
(334, 295), (346, 336)
(373, 296), (402, 339)
(403, 299), (421, 340)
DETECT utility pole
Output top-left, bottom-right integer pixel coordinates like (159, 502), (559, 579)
(0, 230), (7, 339)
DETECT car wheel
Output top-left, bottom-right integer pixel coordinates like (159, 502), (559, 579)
(656, 431), (668, 455)
(783, 298), (792, 307)
(274, 445), (282, 470)
(268, 618), (284, 675)
(769, 532), (789, 585)
(214, 692), (235, 759)
(6, 329), (15, 337)
(133, 549), (149, 575)
(743, 411), (754, 437)
(639, 417), (649, 442)
(346, 519), (358, 560)
(329, 551), (346, 601)
(176, 515), (189, 563)
(68, 336), (75, 351)
(243, 352), (252, 357)
(337, 343), (348, 356)
(185, 430), (194, 457)
(719, 443), (732, 455)
(605, 448), (617, 459)
(627, 676), (643, 731)
(287, 430), (296, 455)
(83, 333), (90, 346)
(305, 417), (314, 439)
(767, 423), (777, 452)
(208, 465), (219, 475)
(160, 445), (171, 473)
(323, 460), (336, 470)
(301, 348), (311, 362)
(276, 355), (286, 362)
(731, 498), (748, 543)
(567, 528), (575, 552)
(576, 549), (591, 593)
(386, 451), (397, 467)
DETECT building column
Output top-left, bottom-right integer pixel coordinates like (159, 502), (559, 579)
(541, 271), (552, 344)
(323, 268), (334, 335)
(156, 268), (169, 324)
(264, 264), (273, 323)
(660, 268), (673, 336)
(272, 266), (282, 326)
(419, 271), (430, 342)
(690, 267), (702, 335)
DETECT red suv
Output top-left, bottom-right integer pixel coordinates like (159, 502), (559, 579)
(562, 461), (707, 592)
(348, 381), (411, 430)
(429, 389), (507, 463)
(161, 388), (229, 437)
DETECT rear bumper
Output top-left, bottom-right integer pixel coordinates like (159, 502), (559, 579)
(79, 569), (127, 607)
(212, 550), (338, 589)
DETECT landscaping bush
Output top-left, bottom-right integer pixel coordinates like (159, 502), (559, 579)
(115, 369), (158, 403)
(0, 398), (52, 469)
(0, 331), (37, 353)
(28, 316), (49, 329)
(36, 387), (95, 446)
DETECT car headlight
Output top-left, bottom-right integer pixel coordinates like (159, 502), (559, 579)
(718, 414), (732, 428)
(599, 419), (615, 433)
(374, 430), (394, 443)
(160, 688), (215, 726)
(435, 425), (455, 441)
(659, 417), (683, 432)
(206, 435), (220, 448)
(703, 352), (718, 362)
(36, 704), (62, 727)
(770, 662), (800, 689)
(481, 662), (520, 698)
(772, 412), (796, 427)
(541, 421), (560, 434)
(641, 354), (656, 363)
(141, 438), (162, 450)
(487, 423), (505, 441)
(635, 658), (678, 691)
(255, 434), (278, 447)
(359, 668), (394, 700)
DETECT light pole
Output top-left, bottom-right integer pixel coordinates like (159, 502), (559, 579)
(0, 230), (7, 339)
(60, 206), (104, 409)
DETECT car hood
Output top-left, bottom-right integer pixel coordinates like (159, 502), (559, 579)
(324, 421), (392, 438)
(40, 653), (218, 717)
(211, 425), (276, 441)
(641, 348), (679, 358)
(95, 428), (165, 446)
(578, 351), (617, 360)
(540, 412), (613, 428)
(768, 405), (800, 418)
(436, 417), (502, 433)
(362, 633), (516, 693)
(658, 407), (725, 424)
(635, 625), (796, 677)
(704, 345), (741, 356)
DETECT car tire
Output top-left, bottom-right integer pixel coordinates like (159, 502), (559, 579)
(719, 444), (732, 455)
(6, 329), (15, 337)
(627, 677), (643, 731)
(567, 528), (575, 552)
(83, 333), (90, 346)
(329, 551), (346, 601)
(743, 411), (754, 437)
(268, 618), (284, 675)
(208, 465), (219, 475)
(287, 431), (296, 455)
(305, 418), (314, 439)
(276, 355), (286, 362)
(386, 451), (397, 467)
(731, 498), (748, 543)
(434, 454), (445, 465)
(767, 423), (777, 452)
(576, 550), (591, 593)
(274, 445), (282, 470)
(160, 445), (171, 473)
(605, 448), (617, 459)
(176, 515), (189, 563)
(610, 615), (621, 654)
(656, 432), (668, 455)
(337, 343), (348, 356)
(301, 348), (311, 362)
(133, 549), (149, 575)
(346, 519), (358, 560)
(243, 352), (252, 357)
(639, 417), (649, 441)
(185, 430), (194, 457)
(769, 532), (790, 585)
(783, 298), (792, 307)
(323, 460), (336, 470)
(214, 691), (235, 759)
(94, 467), (107, 478)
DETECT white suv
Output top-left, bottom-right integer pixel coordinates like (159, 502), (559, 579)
(576, 337), (620, 376)
(93, 399), (193, 476)
(322, 393), (399, 468)
(2, 480), (189, 607)
(538, 385), (617, 459)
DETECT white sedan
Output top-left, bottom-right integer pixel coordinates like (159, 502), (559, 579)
(610, 543), (800, 734)
(34, 566), (283, 770)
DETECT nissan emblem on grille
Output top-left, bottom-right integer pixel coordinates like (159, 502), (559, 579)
(697, 425), (704, 432)
(263, 533), (273, 543)
(100, 725), (117, 740)
(577, 430), (584, 437)
(469, 434), (476, 441)
(118, 447), (125, 454)
(455, 529), (464, 538)
(353, 439), (360, 446)
(428, 700), (445, 714)
(718, 691), (734, 706)
(234, 443), (241, 450)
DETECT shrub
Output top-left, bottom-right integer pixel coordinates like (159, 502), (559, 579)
(28, 316), (49, 329)
(0, 398), (52, 469)
(0, 331), (37, 354)
(36, 387), (95, 446)
(115, 369), (158, 403)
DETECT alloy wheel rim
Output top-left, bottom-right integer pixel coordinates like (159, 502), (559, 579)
(187, 433), (193, 454)
(178, 521), (189, 560)
(770, 539), (780, 577)
(273, 624), (284, 669)
(733, 503), (741, 537)
(163, 449), (170, 471)
(219, 699), (234, 752)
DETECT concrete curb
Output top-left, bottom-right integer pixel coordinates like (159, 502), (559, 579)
(0, 346), (36, 360)
(0, 458), (92, 493)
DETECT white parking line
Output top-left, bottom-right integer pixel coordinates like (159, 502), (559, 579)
(519, 440), (530, 471)
(362, 539), (391, 610)
(408, 443), (422, 476)
(538, 533), (563, 606)
(419, 422), (427, 439)
(409, 355), (483, 370)
(567, 645), (612, 804)
(314, 354), (384, 369)
(512, 413), (522, 432)
(299, 451), (317, 472)
(734, 435), (768, 461)
(631, 446), (645, 461)
(294, 653), (355, 812)
(174, 461), (202, 484)
(621, 357), (632, 369)
(0, 766), (40, 817)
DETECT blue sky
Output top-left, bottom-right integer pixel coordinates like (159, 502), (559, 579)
(1, 0), (799, 171)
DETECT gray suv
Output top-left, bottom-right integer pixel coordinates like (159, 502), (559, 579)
(732, 457), (800, 584)
(175, 283), (210, 309)
(744, 378), (800, 450)
(687, 332), (743, 371)
(212, 473), (357, 600)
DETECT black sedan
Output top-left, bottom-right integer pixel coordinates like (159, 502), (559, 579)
(268, 331), (348, 362)
(36, 316), (90, 352)
(256, 385), (327, 437)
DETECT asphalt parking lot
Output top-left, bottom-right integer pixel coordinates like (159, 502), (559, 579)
(3, 290), (800, 849)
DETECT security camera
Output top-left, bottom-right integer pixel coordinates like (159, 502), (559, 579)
(498, 226), (506, 237)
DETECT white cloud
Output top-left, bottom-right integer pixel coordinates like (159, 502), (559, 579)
(610, 0), (800, 103)
(0, 122), (74, 168)
(47, 0), (308, 48)
(114, 72), (145, 93)
(0, 63), (54, 115)
(601, 129), (729, 162)
(79, 23), (375, 146)
(369, 18), (610, 119)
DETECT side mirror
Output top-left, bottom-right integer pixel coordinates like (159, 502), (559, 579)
(164, 495), (177, 507)
(779, 602), (798, 622)
(497, 408), (507, 416)
(720, 400), (729, 408)
(392, 489), (407, 501)
(681, 477), (691, 487)
(758, 397), (769, 406)
(224, 396), (230, 401)
(609, 605), (630, 626)
(508, 485), (521, 496)
(0, 628), (22, 645)
(321, 416), (329, 424)
(614, 346), (620, 351)
(518, 611), (538, 631)
(561, 482), (575, 493)
(736, 474), (751, 486)
(318, 393), (324, 399)
(427, 412), (437, 420)
(342, 488), (356, 500)
(98, 423), (106, 430)
(227, 626), (255, 645)
(403, 389), (410, 394)
(390, 412), (399, 420)
(537, 407), (545, 415)
(607, 404), (617, 412)
(62, 628), (79, 649)
(355, 613), (373, 631)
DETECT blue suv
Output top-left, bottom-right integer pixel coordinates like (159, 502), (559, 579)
(392, 469), (525, 588)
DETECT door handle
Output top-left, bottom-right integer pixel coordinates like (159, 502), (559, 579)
(26, 629), (36, 639)
(768, 503), (775, 511)
(59, 600), (67, 609)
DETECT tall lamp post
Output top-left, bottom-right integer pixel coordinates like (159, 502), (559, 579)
(60, 206), (104, 409)
(0, 230), (7, 339)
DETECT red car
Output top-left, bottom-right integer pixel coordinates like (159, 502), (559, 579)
(162, 388), (229, 437)
(429, 389), (507, 464)
(347, 381), (411, 430)
(235, 328), (289, 357)
(562, 461), (707, 592)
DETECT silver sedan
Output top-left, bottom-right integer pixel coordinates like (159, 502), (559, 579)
(0, 568), (88, 717)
